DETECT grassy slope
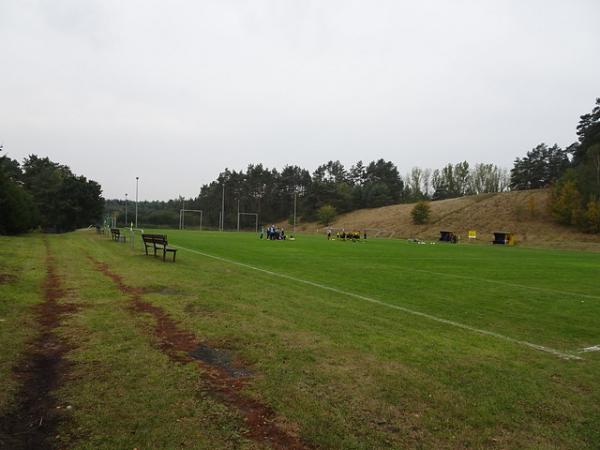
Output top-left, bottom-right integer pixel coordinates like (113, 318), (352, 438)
(2, 230), (600, 448)
(292, 189), (600, 250)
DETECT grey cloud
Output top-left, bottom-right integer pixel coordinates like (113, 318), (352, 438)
(1, 0), (598, 200)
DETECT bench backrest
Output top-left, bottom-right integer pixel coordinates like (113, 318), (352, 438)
(142, 234), (168, 245)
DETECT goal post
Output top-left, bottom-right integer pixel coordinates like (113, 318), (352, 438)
(237, 212), (258, 233)
(179, 209), (203, 230)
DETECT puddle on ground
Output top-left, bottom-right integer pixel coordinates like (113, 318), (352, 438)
(189, 343), (252, 378)
(143, 285), (183, 296)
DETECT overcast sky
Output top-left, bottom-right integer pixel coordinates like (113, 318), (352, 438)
(1, 1), (599, 200)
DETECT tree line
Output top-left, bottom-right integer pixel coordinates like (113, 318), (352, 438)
(105, 159), (510, 228)
(508, 98), (600, 233)
(0, 151), (104, 234)
(6, 99), (597, 235)
(6, 98), (597, 235)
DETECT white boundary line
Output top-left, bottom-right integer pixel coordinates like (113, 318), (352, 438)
(581, 345), (600, 353)
(178, 245), (582, 361)
(409, 268), (600, 301)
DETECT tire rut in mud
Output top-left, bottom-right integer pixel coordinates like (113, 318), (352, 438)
(0, 240), (78, 450)
(88, 256), (309, 450)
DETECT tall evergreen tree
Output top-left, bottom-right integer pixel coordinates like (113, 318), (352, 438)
(510, 143), (569, 190)
(0, 149), (38, 234)
(21, 155), (104, 232)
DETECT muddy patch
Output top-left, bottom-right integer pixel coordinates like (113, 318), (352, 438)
(87, 256), (308, 450)
(190, 344), (252, 378)
(183, 301), (215, 316)
(0, 273), (18, 285)
(142, 285), (185, 296)
(0, 241), (78, 450)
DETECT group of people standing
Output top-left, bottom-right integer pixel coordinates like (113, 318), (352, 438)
(327, 228), (367, 241)
(261, 225), (286, 240)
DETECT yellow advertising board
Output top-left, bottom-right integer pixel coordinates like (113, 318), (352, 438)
(468, 230), (477, 240)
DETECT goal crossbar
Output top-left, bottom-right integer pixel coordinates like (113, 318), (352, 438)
(179, 209), (203, 230)
(237, 212), (259, 232)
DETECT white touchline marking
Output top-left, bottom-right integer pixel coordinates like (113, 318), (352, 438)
(581, 345), (600, 353)
(178, 246), (582, 361)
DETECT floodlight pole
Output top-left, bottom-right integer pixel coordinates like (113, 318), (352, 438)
(135, 177), (139, 228)
(293, 190), (297, 236)
(180, 198), (185, 230)
(220, 183), (225, 231)
(124, 193), (128, 227)
(237, 199), (240, 232)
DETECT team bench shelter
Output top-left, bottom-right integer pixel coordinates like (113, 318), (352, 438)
(492, 231), (514, 245)
(141, 234), (177, 262)
(439, 230), (458, 243)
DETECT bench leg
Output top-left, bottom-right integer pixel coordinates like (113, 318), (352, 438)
(172, 251), (176, 262)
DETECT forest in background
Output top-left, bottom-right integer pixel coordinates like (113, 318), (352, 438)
(0, 153), (103, 234)
(105, 160), (511, 230)
(104, 98), (599, 232)
(1, 98), (598, 235)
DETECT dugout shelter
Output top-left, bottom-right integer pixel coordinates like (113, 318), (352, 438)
(492, 231), (514, 245)
(439, 231), (457, 243)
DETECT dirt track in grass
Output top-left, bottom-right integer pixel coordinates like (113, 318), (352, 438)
(0, 240), (77, 450)
(87, 255), (309, 450)
(0, 273), (17, 284)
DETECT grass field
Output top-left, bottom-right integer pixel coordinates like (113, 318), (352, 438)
(1, 229), (600, 449)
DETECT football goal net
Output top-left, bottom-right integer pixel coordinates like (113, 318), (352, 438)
(237, 212), (259, 232)
(179, 209), (203, 230)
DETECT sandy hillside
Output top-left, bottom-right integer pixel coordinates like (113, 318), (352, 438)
(292, 189), (600, 250)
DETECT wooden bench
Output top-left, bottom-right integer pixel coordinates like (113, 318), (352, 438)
(110, 228), (120, 241)
(141, 234), (177, 262)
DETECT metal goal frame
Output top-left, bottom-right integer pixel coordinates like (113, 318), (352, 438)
(237, 212), (259, 233)
(179, 209), (203, 230)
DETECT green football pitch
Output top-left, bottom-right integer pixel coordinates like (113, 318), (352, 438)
(169, 230), (600, 358)
(1, 230), (599, 449)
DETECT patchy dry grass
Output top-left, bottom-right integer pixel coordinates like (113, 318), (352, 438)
(0, 235), (46, 412)
(293, 189), (600, 250)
